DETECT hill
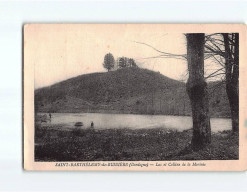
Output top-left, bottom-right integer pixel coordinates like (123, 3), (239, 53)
(35, 67), (231, 117)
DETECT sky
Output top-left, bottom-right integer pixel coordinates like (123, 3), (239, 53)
(24, 24), (220, 89)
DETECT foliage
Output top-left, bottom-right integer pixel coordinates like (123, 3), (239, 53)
(117, 57), (137, 69)
(103, 53), (115, 71)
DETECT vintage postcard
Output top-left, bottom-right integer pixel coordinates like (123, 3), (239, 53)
(24, 24), (247, 171)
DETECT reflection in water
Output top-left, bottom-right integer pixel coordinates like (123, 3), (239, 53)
(38, 113), (232, 132)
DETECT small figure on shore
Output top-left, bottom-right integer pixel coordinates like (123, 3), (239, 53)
(49, 113), (51, 119)
(91, 121), (94, 128)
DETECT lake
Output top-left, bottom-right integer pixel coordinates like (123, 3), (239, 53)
(38, 113), (232, 132)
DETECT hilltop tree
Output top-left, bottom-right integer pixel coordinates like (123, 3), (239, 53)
(186, 33), (211, 150)
(119, 57), (127, 68)
(118, 57), (138, 69)
(128, 58), (137, 67)
(103, 53), (115, 71)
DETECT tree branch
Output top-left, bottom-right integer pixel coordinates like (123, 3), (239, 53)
(205, 68), (225, 79)
(133, 41), (187, 60)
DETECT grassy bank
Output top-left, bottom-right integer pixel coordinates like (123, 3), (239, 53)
(35, 124), (239, 161)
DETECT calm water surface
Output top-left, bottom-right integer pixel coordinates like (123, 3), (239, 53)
(38, 113), (232, 132)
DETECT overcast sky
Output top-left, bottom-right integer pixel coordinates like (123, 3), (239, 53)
(25, 24), (220, 89)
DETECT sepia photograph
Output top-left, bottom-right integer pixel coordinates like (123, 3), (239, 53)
(23, 24), (247, 171)
(3, 0), (247, 192)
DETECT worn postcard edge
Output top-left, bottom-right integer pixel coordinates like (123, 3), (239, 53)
(23, 24), (247, 171)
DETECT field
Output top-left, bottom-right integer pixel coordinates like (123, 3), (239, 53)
(35, 123), (239, 161)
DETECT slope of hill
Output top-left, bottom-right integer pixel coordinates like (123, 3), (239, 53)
(35, 67), (231, 117)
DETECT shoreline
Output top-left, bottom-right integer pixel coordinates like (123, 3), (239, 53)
(36, 111), (232, 119)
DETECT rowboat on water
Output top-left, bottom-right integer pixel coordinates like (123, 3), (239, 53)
(74, 122), (83, 127)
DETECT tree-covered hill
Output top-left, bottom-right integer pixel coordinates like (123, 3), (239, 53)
(35, 67), (230, 117)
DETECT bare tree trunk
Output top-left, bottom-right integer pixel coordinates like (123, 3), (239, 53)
(186, 33), (211, 150)
(222, 33), (239, 134)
